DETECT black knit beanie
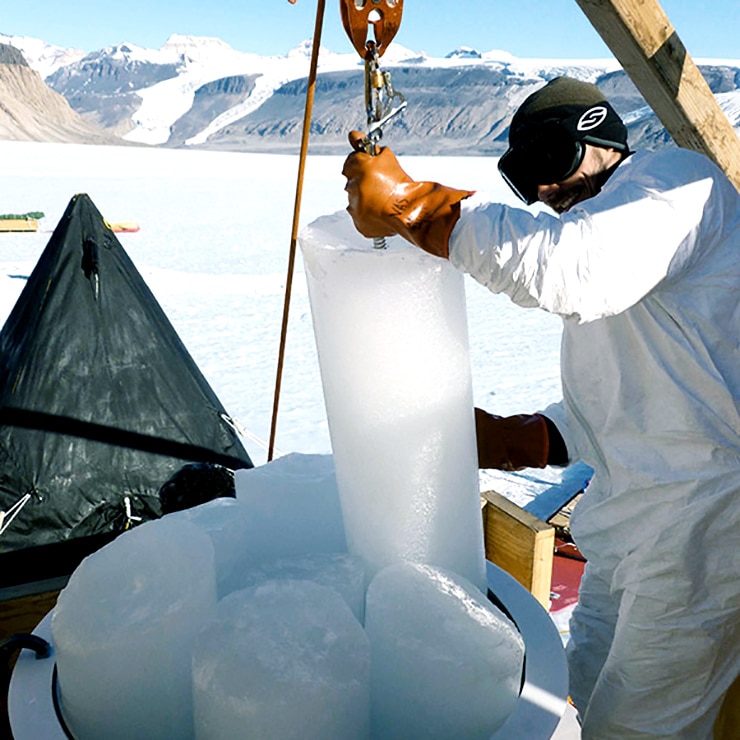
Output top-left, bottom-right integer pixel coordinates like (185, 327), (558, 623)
(509, 76), (629, 152)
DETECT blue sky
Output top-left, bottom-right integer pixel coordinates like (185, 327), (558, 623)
(2, 0), (739, 60)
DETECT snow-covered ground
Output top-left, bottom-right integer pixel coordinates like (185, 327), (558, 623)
(1, 139), (583, 737)
(0, 140), (563, 468)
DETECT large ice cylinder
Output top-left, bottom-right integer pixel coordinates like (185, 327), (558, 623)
(365, 562), (525, 738)
(191, 580), (371, 739)
(299, 212), (486, 590)
(51, 518), (217, 740)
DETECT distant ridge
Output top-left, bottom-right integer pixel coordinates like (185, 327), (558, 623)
(1, 33), (739, 155)
(0, 42), (27, 66)
(0, 42), (128, 145)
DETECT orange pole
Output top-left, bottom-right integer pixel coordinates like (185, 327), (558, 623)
(268, 0), (326, 461)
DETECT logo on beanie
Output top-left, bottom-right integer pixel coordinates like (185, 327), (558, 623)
(577, 106), (608, 131)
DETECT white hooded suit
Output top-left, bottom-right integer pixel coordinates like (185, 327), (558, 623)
(450, 147), (740, 738)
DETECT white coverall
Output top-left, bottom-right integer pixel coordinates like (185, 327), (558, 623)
(449, 147), (740, 738)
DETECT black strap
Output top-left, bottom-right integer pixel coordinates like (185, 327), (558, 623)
(0, 407), (251, 470)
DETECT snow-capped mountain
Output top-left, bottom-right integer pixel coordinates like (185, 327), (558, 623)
(41, 34), (367, 145)
(0, 40), (124, 145)
(0, 32), (85, 78)
(3, 33), (740, 155)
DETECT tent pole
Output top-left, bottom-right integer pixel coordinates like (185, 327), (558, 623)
(268, 0), (327, 461)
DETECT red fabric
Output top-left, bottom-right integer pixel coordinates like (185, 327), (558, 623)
(549, 540), (586, 613)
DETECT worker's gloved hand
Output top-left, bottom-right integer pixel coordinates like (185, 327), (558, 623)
(474, 408), (552, 471)
(342, 130), (474, 258)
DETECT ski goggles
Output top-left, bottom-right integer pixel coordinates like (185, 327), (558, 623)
(498, 120), (586, 205)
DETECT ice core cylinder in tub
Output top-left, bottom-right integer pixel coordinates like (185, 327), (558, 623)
(299, 212), (486, 591)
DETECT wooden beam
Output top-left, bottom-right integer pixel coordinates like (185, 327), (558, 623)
(0, 218), (38, 232)
(0, 589), (59, 641)
(574, 0), (740, 191)
(481, 490), (554, 608)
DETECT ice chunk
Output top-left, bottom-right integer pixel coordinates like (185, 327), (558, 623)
(365, 561), (525, 739)
(237, 551), (367, 623)
(166, 496), (254, 598)
(233, 452), (347, 561)
(300, 212), (486, 590)
(51, 517), (216, 740)
(192, 579), (370, 740)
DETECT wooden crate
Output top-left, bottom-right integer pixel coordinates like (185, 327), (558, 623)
(481, 490), (555, 608)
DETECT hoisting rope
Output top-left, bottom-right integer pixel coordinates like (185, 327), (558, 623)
(267, 0), (327, 461)
(268, 0), (404, 459)
(341, 0), (406, 249)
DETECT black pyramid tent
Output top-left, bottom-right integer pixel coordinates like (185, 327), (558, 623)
(0, 194), (252, 587)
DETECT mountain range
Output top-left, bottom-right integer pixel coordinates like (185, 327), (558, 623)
(0, 41), (124, 145)
(2, 32), (740, 155)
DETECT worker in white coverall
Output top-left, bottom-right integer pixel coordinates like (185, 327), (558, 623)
(342, 76), (739, 739)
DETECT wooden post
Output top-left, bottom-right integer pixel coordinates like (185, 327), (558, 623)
(574, 0), (740, 191)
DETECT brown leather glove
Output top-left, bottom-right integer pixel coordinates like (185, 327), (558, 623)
(342, 130), (474, 258)
(474, 408), (553, 471)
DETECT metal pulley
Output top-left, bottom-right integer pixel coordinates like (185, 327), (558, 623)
(340, 0), (404, 59)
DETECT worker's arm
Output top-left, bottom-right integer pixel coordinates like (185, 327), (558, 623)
(450, 149), (719, 322)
